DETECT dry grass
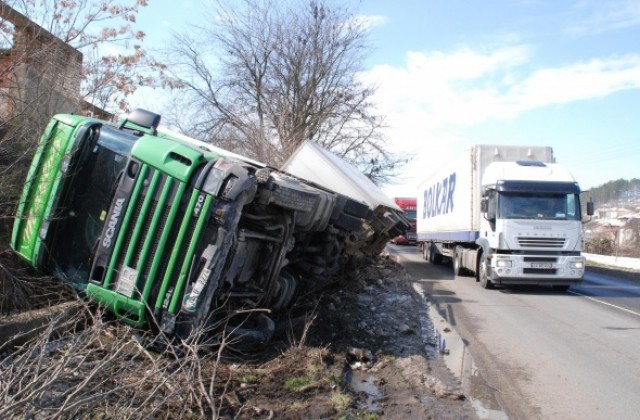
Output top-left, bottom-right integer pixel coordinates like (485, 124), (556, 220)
(0, 295), (329, 419)
(0, 306), (253, 418)
(0, 250), (77, 316)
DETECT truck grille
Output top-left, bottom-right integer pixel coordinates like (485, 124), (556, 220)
(517, 237), (565, 249)
(92, 162), (213, 320)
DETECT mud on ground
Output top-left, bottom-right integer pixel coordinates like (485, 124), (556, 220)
(0, 254), (478, 419)
(235, 254), (478, 419)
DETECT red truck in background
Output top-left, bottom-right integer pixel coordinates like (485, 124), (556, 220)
(392, 197), (417, 245)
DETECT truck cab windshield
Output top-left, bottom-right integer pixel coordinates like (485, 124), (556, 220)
(48, 126), (135, 285)
(404, 209), (417, 222)
(498, 192), (580, 221)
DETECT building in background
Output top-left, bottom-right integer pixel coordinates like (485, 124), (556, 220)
(0, 3), (110, 122)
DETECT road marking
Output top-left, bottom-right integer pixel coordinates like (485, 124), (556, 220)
(568, 290), (640, 317)
(581, 283), (640, 290)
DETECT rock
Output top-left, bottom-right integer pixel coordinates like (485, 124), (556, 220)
(399, 323), (414, 335)
(346, 347), (375, 369)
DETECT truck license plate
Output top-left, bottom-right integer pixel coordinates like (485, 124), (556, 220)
(531, 262), (553, 269)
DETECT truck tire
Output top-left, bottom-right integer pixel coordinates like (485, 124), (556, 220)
(429, 243), (443, 265)
(453, 246), (463, 276)
(227, 313), (276, 349)
(479, 254), (493, 289)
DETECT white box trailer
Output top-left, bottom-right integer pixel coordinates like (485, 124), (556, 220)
(282, 141), (411, 254)
(416, 145), (591, 291)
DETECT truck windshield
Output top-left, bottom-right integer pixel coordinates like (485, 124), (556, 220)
(404, 210), (417, 222)
(498, 192), (580, 221)
(49, 126), (135, 284)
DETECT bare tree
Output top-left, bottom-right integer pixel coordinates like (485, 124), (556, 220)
(166, 0), (406, 184)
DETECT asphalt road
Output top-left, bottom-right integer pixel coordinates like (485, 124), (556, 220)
(387, 244), (640, 420)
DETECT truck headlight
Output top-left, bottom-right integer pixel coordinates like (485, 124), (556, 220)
(570, 261), (585, 269)
(39, 220), (50, 240)
(495, 259), (512, 268)
(60, 154), (72, 174)
(202, 167), (225, 196)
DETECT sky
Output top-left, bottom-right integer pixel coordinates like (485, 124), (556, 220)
(130, 0), (640, 197)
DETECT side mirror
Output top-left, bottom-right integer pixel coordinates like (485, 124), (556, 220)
(487, 205), (496, 221)
(586, 200), (594, 216)
(481, 196), (496, 221)
(119, 108), (161, 135)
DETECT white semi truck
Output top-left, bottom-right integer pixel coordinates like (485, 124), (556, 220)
(416, 145), (593, 290)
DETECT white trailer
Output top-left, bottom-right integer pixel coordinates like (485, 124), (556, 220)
(416, 145), (591, 290)
(282, 140), (411, 253)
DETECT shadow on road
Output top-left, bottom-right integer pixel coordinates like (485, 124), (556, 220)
(495, 285), (576, 295)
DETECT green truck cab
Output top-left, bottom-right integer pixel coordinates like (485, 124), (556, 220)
(11, 109), (410, 345)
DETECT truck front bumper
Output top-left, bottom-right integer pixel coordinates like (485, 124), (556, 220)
(487, 254), (585, 285)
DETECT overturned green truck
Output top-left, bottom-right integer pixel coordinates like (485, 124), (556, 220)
(11, 109), (409, 346)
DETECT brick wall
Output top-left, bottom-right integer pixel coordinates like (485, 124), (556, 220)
(0, 4), (84, 118)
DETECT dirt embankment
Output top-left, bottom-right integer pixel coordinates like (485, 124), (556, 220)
(0, 255), (478, 419)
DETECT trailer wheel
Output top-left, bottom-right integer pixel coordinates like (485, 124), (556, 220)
(430, 244), (443, 265)
(479, 254), (494, 289)
(453, 246), (463, 276)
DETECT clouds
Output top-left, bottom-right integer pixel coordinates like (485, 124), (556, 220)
(365, 45), (640, 131)
(567, 0), (640, 35)
(369, 40), (640, 196)
(366, 45), (531, 127)
(514, 54), (640, 107)
(355, 13), (386, 30)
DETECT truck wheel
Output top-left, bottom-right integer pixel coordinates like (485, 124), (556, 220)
(479, 255), (493, 289)
(453, 246), (463, 276)
(227, 313), (276, 348)
(430, 244), (443, 265)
